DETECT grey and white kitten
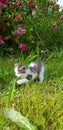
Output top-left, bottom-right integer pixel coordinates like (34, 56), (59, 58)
(14, 52), (45, 85)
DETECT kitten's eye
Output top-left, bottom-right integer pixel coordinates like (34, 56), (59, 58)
(22, 66), (26, 70)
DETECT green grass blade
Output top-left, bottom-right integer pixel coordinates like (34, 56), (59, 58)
(6, 79), (16, 107)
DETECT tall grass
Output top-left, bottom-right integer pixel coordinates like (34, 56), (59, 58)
(0, 50), (63, 130)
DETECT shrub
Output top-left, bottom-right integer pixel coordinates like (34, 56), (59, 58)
(0, 0), (63, 55)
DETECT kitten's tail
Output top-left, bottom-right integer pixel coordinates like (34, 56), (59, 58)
(41, 51), (45, 61)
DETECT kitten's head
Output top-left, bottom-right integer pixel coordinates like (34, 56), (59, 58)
(14, 63), (27, 78)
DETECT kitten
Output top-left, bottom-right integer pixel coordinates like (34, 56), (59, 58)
(14, 52), (45, 85)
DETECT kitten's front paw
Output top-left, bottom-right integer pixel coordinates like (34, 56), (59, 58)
(17, 79), (29, 85)
(17, 80), (22, 85)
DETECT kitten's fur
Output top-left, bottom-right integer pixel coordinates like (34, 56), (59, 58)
(14, 52), (45, 85)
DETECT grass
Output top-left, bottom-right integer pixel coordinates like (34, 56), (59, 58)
(0, 50), (63, 130)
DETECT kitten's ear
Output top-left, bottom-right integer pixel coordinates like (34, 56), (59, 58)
(19, 66), (26, 70)
(15, 64), (26, 69)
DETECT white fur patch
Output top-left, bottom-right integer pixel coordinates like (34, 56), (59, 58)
(14, 67), (21, 77)
(28, 62), (37, 67)
(39, 65), (44, 82)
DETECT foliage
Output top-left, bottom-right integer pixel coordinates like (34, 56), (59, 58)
(0, 0), (63, 54)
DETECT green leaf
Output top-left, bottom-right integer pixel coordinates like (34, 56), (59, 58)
(4, 108), (37, 130)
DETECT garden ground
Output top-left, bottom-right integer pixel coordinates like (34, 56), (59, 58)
(0, 49), (63, 130)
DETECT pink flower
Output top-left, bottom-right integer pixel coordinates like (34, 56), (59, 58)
(60, 15), (63, 20)
(32, 10), (37, 17)
(42, 6), (47, 12)
(20, 44), (27, 51)
(0, 25), (4, 30)
(15, 38), (20, 44)
(0, 2), (3, 7)
(52, 22), (57, 30)
(49, 0), (54, 6)
(0, 35), (4, 40)
(29, 1), (35, 9)
(0, 35), (5, 44)
(0, 40), (5, 44)
(0, 0), (9, 5)
(13, 28), (26, 36)
(17, 1), (23, 8)
(4, 35), (11, 41)
(8, 2), (15, 9)
(54, 4), (59, 10)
